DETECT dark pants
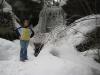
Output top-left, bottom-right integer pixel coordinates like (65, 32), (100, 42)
(20, 40), (29, 60)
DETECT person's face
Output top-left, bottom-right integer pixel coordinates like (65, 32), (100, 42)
(24, 20), (29, 27)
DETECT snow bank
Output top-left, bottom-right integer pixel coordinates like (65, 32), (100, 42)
(0, 38), (18, 60)
(0, 38), (96, 75)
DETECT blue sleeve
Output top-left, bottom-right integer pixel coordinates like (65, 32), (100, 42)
(15, 27), (22, 37)
(30, 28), (34, 38)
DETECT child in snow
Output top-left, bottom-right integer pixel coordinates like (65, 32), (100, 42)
(16, 18), (34, 62)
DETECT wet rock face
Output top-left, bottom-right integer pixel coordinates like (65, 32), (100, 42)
(0, 12), (17, 40)
(0, 12), (13, 26)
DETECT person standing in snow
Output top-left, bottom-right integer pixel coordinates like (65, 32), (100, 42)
(16, 17), (34, 62)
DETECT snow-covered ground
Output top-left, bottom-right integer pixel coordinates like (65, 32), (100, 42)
(0, 30), (100, 75)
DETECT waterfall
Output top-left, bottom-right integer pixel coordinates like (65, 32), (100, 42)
(32, 6), (66, 45)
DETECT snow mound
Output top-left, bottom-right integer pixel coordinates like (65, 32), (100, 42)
(0, 38), (18, 60)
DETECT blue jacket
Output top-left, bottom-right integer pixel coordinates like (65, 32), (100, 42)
(15, 26), (34, 38)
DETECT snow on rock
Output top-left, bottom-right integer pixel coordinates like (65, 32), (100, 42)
(1, 0), (12, 13)
(81, 49), (98, 59)
(59, 0), (67, 6)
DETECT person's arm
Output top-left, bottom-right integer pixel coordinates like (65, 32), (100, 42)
(30, 28), (34, 38)
(15, 27), (22, 39)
